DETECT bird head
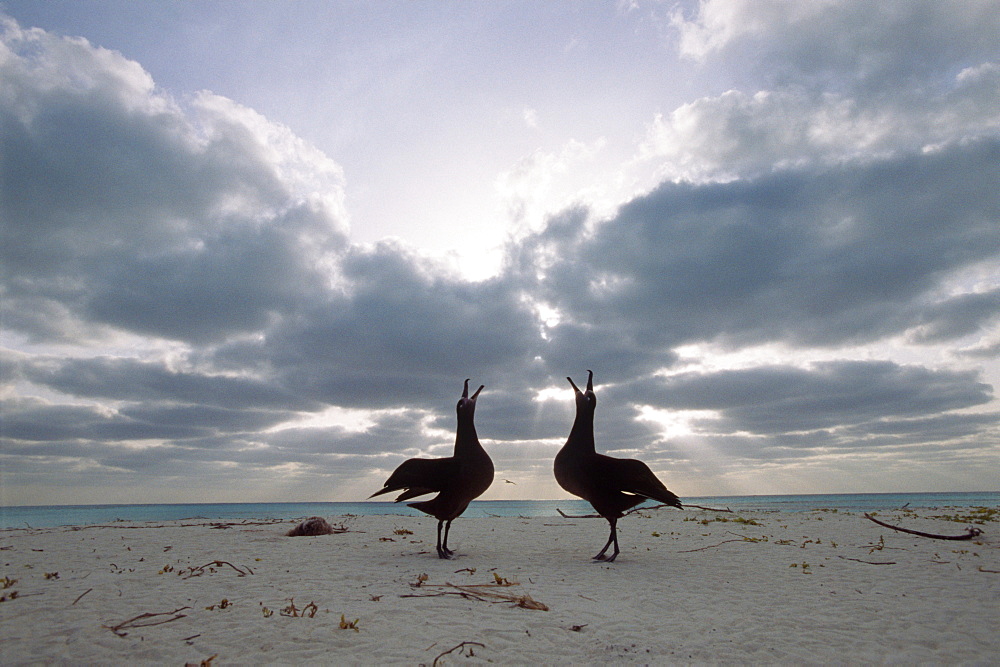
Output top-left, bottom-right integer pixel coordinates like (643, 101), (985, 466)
(567, 369), (596, 412)
(457, 378), (484, 416)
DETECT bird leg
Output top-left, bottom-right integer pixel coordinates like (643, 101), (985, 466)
(442, 519), (455, 557)
(436, 519), (454, 559)
(593, 518), (620, 562)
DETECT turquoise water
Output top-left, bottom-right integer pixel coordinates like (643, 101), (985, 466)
(2, 492), (997, 529)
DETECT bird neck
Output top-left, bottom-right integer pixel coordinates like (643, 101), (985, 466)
(566, 411), (596, 452)
(454, 416), (485, 457)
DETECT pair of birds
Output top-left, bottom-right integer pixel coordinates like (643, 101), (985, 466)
(370, 371), (682, 562)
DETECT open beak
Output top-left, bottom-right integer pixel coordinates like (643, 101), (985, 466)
(463, 379), (484, 400)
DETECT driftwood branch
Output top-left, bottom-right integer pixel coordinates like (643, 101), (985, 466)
(864, 513), (983, 540)
(557, 508), (600, 518)
(558, 504), (729, 518)
(684, 504), (734, 513)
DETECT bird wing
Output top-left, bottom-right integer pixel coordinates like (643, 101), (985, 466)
(369, 457), (459, 502)
(605, 456), (682, 508)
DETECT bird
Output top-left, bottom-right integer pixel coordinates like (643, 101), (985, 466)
(553, 370), (682, 562)
(369, 379), (494, 559)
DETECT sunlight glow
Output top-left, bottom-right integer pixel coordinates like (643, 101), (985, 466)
(635, 405), (720, 439)
(267, 406), (378, 433)
(533, 386), (571, 402)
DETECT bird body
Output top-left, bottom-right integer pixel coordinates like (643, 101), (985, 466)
(370, 379), (493, 558)
(554, 370), (682, 561)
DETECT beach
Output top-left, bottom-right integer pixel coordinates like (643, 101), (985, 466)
(2, 506), (997, 665)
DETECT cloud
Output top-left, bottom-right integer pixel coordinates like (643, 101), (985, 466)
(671, 0), (1000, 92)
(617, 360), (993, 436)
(521, 139), (1000, 371)
(1, 8), (998, 503)
(13, 353), (319, 411)
(1, 18), (348, 345)
(647, 1), (1000, 185)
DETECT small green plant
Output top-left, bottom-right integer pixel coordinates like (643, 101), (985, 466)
(929, 507), (998, 524)
(695, 515), (761, 526)
(733, 516), (761, 526)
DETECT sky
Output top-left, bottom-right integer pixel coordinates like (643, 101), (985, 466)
(1, 0), (998, 506)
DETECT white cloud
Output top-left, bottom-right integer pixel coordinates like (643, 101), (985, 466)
(495, 137), (608, 235)
(522, 106), (539, 129)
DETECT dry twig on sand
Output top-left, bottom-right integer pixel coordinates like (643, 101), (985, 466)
(280, 598), (319, 617)
(838, 556), (897, 565)
(402, 580), (549, 611)
(864, 513), (984, 540)
(432, 641), (486, 666)
(72, 588), (93, 605)
(677, 539), (747, 552)
(103, 607), (191, 637)
(181, 560), (254, 579)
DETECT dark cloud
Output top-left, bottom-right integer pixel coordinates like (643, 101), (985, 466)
(1, 397), (209, 443)
(263, 410), (431, 456)
(17, 355), (319, 411)
(909, 288), (1000, 344)
(524, 139), (1000, 365)
(227, 242), (542, 409)
(613, 361), (994, 436)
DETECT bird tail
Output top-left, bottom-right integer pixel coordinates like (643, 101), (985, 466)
(617, 459), (683, 509)
(650, 489), (683, 509)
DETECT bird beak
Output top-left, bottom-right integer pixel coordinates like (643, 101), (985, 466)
(586, 370), (593, 392)
(567, 376), (581, 394)
(462, 378), (471, 398)
(471, 384), (484, 400)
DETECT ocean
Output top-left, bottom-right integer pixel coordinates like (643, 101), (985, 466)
(2, 492), (997, 530)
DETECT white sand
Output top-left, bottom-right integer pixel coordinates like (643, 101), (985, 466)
(1, 506), (997, 665)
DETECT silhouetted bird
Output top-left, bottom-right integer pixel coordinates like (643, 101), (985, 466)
(554, 370), (682, 562)
(370, 379), (494, 559)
